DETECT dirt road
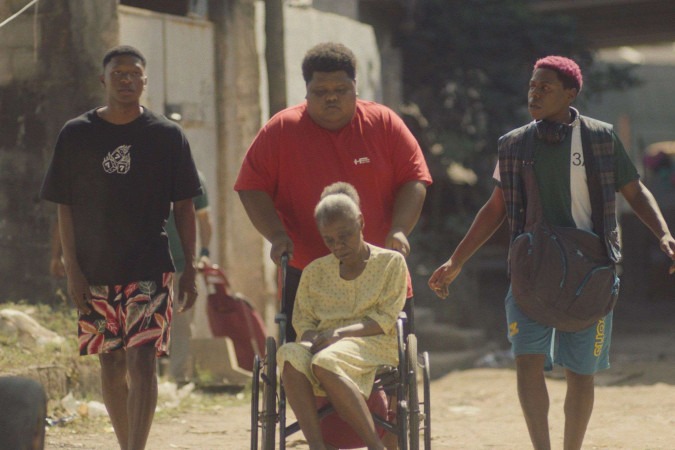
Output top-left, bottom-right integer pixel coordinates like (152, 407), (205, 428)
(45, 302), (675, 449)
(44, 363), (675, 449)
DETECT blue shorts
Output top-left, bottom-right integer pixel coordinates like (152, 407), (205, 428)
(505, 285), (612, 375)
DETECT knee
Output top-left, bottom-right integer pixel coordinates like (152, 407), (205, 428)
(99, 350), (127, 379)
(565, 370), (594, 388)
(126, 346), (157, 381)
(311, 363), (334, 384)
(311, 363), (325, 378)
(281, 361), (299, 381)
(515, 354), (546, 373)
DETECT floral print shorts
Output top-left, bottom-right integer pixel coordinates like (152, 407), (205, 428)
(78, 273), (173, 356)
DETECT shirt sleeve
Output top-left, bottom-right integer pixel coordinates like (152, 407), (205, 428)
(40, 125), (73, 205)
(171, 128), (202, 202)
(292, 267), (320, 340)
(193, 171), (209, 211)
(233, 123), (280, 195)
(388, 109), (433, 187)
(366, 253), (408, 335)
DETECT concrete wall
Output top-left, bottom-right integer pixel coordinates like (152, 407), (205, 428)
(0, 0), (118, 303)
(0, 0), (39, 83)
(283, 4), (382, 105)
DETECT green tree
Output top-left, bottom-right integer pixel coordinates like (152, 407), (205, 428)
(401, 0), (639, 258)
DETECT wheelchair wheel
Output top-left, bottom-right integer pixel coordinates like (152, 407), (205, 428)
(395, 320), (409, 450)
(250, 354), (262, 450)
(422, 351), (432, 450)
(261, 336), (277, 450)
(406, 334), (420, 450)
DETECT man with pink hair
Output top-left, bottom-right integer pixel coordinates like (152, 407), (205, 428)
(429, 56), (675, 449)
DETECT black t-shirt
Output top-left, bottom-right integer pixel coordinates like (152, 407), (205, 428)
(41, 108), (201, 285)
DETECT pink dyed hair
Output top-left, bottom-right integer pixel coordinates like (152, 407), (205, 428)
(534, 56), (583, 92)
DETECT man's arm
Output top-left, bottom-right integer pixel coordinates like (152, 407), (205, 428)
(620, 179), (675, 264)
(49, 220), (65, 278)
(385, 180), (428, 256)
(173, 199), (198, 311)
(196, 207), (213, 260)
(238, 190), (293, 264)
(428, 186), (507, 298)
(57, 205), (92, 314)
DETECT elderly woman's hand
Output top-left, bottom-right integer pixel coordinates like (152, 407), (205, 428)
(310, 329), (341, 354)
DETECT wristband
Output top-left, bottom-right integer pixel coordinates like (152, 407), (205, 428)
(199, 247), (210, 257)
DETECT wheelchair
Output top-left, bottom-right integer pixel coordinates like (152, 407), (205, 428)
(251, 254), (432, 449)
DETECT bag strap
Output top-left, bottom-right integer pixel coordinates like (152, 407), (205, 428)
(579, 120), (608, 240)
(519, 132), (546, 231)
(506, 130), (546, 277)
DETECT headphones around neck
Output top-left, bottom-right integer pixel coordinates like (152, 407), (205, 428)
(534, 108), (579, 144)
(535, 120), (572, 144)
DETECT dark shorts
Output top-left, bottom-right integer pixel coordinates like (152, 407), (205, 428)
(78, 272), (173, 356)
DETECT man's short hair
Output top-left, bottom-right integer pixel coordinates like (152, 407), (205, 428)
(102, 45), (147, 69)
(302, 42), (356, 84)
(534, 55), (583, 93)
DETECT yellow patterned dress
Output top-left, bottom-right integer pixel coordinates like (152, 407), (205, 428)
(277, 244), (407, 397)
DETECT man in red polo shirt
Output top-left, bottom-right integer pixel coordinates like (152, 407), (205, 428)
(235, 42), (431, 342)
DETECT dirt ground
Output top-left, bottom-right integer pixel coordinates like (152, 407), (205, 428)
(45, 301), (675, 450)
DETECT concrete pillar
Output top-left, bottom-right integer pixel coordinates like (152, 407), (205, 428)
(209, 1), (269, 317)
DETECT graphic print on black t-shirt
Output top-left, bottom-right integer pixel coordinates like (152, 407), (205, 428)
(102, 145), (132, 174)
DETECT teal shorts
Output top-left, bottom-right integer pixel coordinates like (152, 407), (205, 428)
(505, 285), (612, 375)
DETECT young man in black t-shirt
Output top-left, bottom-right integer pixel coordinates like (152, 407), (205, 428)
(41, 45), (201, 450)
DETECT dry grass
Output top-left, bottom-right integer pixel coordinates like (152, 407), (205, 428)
(0, 301), (249, 427)
(0, 301), (82, 371)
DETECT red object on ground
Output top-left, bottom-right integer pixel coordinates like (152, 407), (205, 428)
(200, 263), (267, 371)
(316, 389), (389, 449)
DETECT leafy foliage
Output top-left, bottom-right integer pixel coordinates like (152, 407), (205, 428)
(400, 0), (640, 257)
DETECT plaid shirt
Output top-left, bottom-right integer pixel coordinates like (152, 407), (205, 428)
(498, 115), (621, 264)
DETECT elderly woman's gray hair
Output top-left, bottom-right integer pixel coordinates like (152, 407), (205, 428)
(314, 182), (361, 226)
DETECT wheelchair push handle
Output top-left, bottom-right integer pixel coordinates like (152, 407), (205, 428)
(280, 252), (289, 279)
(276, 252), (291, 338)
(280, 252), (289, 307)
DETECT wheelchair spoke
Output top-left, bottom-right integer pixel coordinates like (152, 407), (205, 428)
(422, 351), (431, 450)
(261, 337), (277, 450)
(407, 334), (420, 450)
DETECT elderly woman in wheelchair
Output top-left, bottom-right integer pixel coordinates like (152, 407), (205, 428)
(276, 182), (408, 450)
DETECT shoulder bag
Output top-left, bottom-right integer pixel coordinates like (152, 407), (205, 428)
(509, 159), (620, 332)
